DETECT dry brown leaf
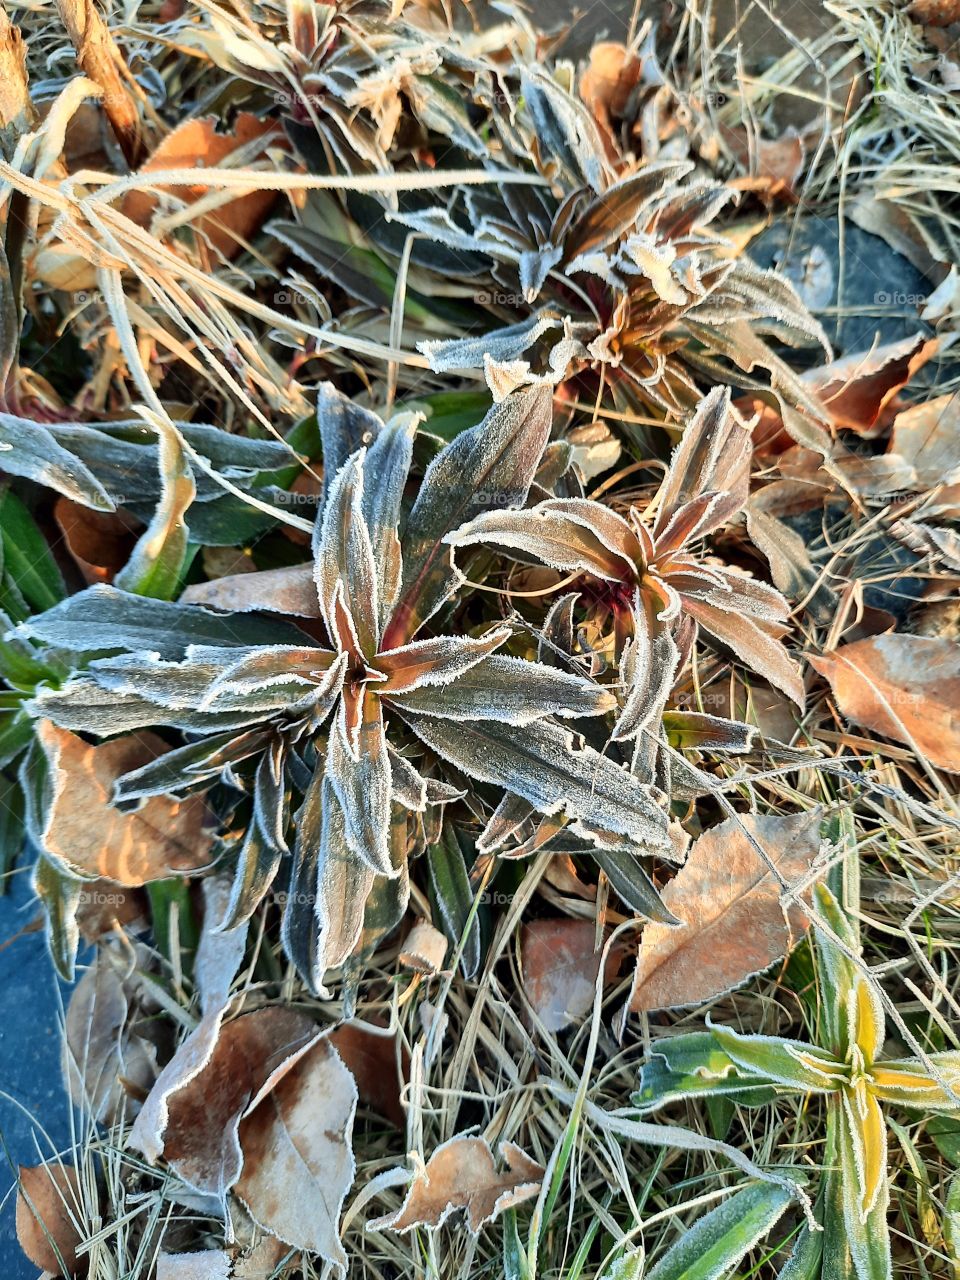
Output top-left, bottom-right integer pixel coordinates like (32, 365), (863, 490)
(16, 1162), (86, 1276)
(908, 0), (960, 29)
(129, 1007), (322, 1202)
(37, 721), (214, 885)
(521, 919), (620, 1032)
(122, 114), (280, 259)
(371, 1136), (543, 1234)
(888, 393), (960, 490)
(157, 1251), (231, 1280)
(812, 334), (939, 437)
(809, 634), (960, 772)
(232, 1235), (294, 1278)
(54, 497), (142, 585)
(234, 1037), (358, 1269)
(398, 919), (448, 974)
(194, 874), (249, 1016)
(721, 126), (805, 197)
(63, 950), (155, 1125)
(580, 42), (642, 126)
(328, 1020), (409, 1127)
(181, 563), (320, 617)
(75, 878), (147, 942)
(630, 810), (824, 1012)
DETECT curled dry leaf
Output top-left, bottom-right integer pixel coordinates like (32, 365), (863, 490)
(630, 810), (824, 1012)
(63, 949), (155, 1125)
(157, 1251), (231, 1280)
(122, 114), (280, 259)
(235, 1036), (358, 1270)
(398, 919), (448, 974)
(37, 721), (214, 885)
(521, 919), (621, 1032)
(54, 497), (141, 585)
(129, 1007), (322, 1203)
(195, 874), (249, 1016)
(810, 635), (960, 772)
(16, 1162), (86, 1276)
(181, 563), (320, 617)
(371, 1136), (544, 1234)
(328, 1019), (409, 1128)
(908, 0), (960, 25)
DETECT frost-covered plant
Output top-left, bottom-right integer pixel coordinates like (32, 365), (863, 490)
(636, 882), (960, 1280)
(22, 385), (673, 988)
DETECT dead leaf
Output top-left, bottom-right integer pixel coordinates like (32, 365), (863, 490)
(195, 874), (248, 1016)
(54, 497), (142, 585)
(75, 878), (147, 942)
(181, 563), (320, 617)
(371, 1136), (543, 1234)
(521, 919), (620, 1031)
(581, 42), (642, 132)
(812, 334), (939, 437)
(328, 1020), (409, 1127)
(37, 721), (214, 886)
(810, 634), (960, 772)
(157, 1252), (231, 1280)
(398, 919), (448, 974)
(908, 0), (960, 29)
(232, 1235), (294, 1278)
(630, 810), (824, 1012)
(129, 1007), (322, 1202)
(16, 1162), (86, 1276)
(63, 950), (155, 1125)
(235, 1036), (358, 1269)
(122, 114), (280, 259)
(888, 393), (960, 489)
(722, 126), (805, 198)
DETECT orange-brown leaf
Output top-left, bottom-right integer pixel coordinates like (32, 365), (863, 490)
(328, 1020), (409, 1128)
(16, 1162), (87, 1275)
(38, 721), (214, 886)
(371, 1136), (543, 1234)
(810, 634), (960, 772)
(630, 810), (823, 1012)
(122, 114), (280, 259)
(521, 919), (620, 1031)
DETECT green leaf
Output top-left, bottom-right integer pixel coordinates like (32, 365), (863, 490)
(427, 822), (482, 980)
(710, 1024), (847, 1094)
(115, 421), (196, 600)
(147, 878), (200, 974)
(0, 772), (24, 886)
(836, 1096), (892, 1280)
(401, 713), (669, 851)
(387, 386), (553, 643)
(636, 1032), (780, 1112)
(928, 1116), (960, 1167)
(0, 412), (113, 508)
(646, 1181), (795, 1280)
(0, 487), (65, 611)
(598, 1245), (645, 1280)
(402, 390), (493, 442)
(502, 1208), (532, 1280)
(32, 853), (81, 981)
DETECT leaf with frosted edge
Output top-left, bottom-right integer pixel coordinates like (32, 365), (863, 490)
(520, 68), (608, 193)
(316, 382), (383, 502)
(447, 501), (637, 581)
(115, 420), (196, 601)
(837, 1098), (892, 1280)
(113, 729), (271, 801)
(388, 654), (616, 724)
(660, 710), (757, 752)
(871, 1055), (960, 1112)
(326, 693), (394, 877)
(589, 845), (677, 924)
(427, 823), (481, 979)
(646, 1181), (795, 1280)
(30, 678), (269, 735)
(635, 1033), (781, 1112)
(388, 386), (552, 642)
(281, 773), (375, 994)
(683, 596), (805, 708)
(387, 745), (465, 812)
(399, 712), (669, 849)
(0, 412), (113, 509)
(314, 452), (380, 659)
(614, 611), (679, 742)
(376, 627), (511, 694)
(362, 415), (417, 628)
(812, 882), (865, 1058)
(709, 1024), (846, 1093)
(19, 584), (311, 656)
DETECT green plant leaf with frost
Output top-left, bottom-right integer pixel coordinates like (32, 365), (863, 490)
(23, 385), (669, 991)
(645, 1181), (795, 1280)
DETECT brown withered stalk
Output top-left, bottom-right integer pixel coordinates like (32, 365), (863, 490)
(54, 0), (143, 167)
